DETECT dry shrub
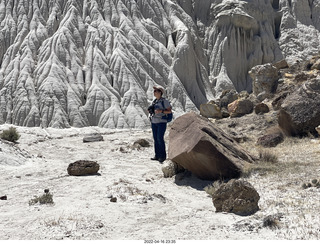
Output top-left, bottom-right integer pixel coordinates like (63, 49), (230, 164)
(263, 215), (281, 229)
(241, 149), (279, 178)
(259, 149), (278, 164)
(265, 125), (283, 135)
(204, 180), (223, 196)
(0, 127), (20, 143)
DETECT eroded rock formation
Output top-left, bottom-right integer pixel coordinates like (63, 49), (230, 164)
(0, 0), (319, 128)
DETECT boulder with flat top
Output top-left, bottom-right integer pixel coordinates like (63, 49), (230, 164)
(168, 112), (255, 180)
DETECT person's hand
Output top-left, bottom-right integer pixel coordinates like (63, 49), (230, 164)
(155, 109), (163, 114)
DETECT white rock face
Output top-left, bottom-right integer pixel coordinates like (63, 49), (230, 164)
(0, 0), (320, 128)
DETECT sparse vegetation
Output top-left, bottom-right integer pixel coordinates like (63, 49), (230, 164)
(263, 215), (281, 229)
(258, 149), (278, 164)
(0, 127), (20, 143)
(204, 180), (223, 196)
(43, 216), (62, 227)
(29, 192), (54, 205)
(240, 149), (279, 178)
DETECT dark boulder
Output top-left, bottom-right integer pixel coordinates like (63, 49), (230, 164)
(278, 78), (320, 136)
(254, 103), (270, 114)
(257, 128), (284, 147)
(67, 160), (100, 176)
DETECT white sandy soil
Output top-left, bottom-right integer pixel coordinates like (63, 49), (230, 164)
(0, 124), (319, 240)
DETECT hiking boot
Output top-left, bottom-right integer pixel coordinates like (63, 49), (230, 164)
(158, 158), (166, 163)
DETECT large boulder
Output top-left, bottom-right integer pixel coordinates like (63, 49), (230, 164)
(212, 179), (260, 216)
(168, 112), (255, 180)
(249, 63), (279, 97)
(278, 78), (320, 136)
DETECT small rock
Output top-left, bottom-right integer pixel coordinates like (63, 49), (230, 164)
(257, 132), (284, 147)
(0, 195), (7, 200)
(110, 197), (117, 202)
(162, 161), (185, 178)
(44, 189), (50, 193)
(83, 134), (104, 143)
(133, 139), (150, 148)
(254, 103), (270, 114)
(119, 147), (127, 153)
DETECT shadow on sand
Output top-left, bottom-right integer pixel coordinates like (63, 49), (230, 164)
(174, 171), (213, 191)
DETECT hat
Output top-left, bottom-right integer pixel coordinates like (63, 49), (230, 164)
(153, 85), (165, 95)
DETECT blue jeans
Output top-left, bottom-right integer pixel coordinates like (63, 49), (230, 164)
(151, 122), (167, 159)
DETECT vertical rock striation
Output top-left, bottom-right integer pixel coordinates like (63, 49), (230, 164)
(0, 0), (320, 128)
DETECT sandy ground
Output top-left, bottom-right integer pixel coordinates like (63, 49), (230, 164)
(0, 124), (320, 240)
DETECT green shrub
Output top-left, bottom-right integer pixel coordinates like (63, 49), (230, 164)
(0, 127), (20, 143)
(29, 193), (54, 205)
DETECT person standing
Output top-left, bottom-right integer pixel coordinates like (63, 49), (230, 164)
(148, 85), (172, 163)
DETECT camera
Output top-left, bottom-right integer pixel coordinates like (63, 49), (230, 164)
(148, 105), (155, 115)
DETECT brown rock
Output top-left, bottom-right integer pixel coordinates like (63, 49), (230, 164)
(228, 98), (253, 118)
(273, 59), (288, 70)
(254, 103), (270, 114)
(200, 103), (222, 119)
(257, 132), (284, 147)
(212, 179), (260, 216)
(67, 160), (100, 176)
(110, 197), (117, 202)
(168, 112), (255, 180)
(133, 139), (150, 147)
